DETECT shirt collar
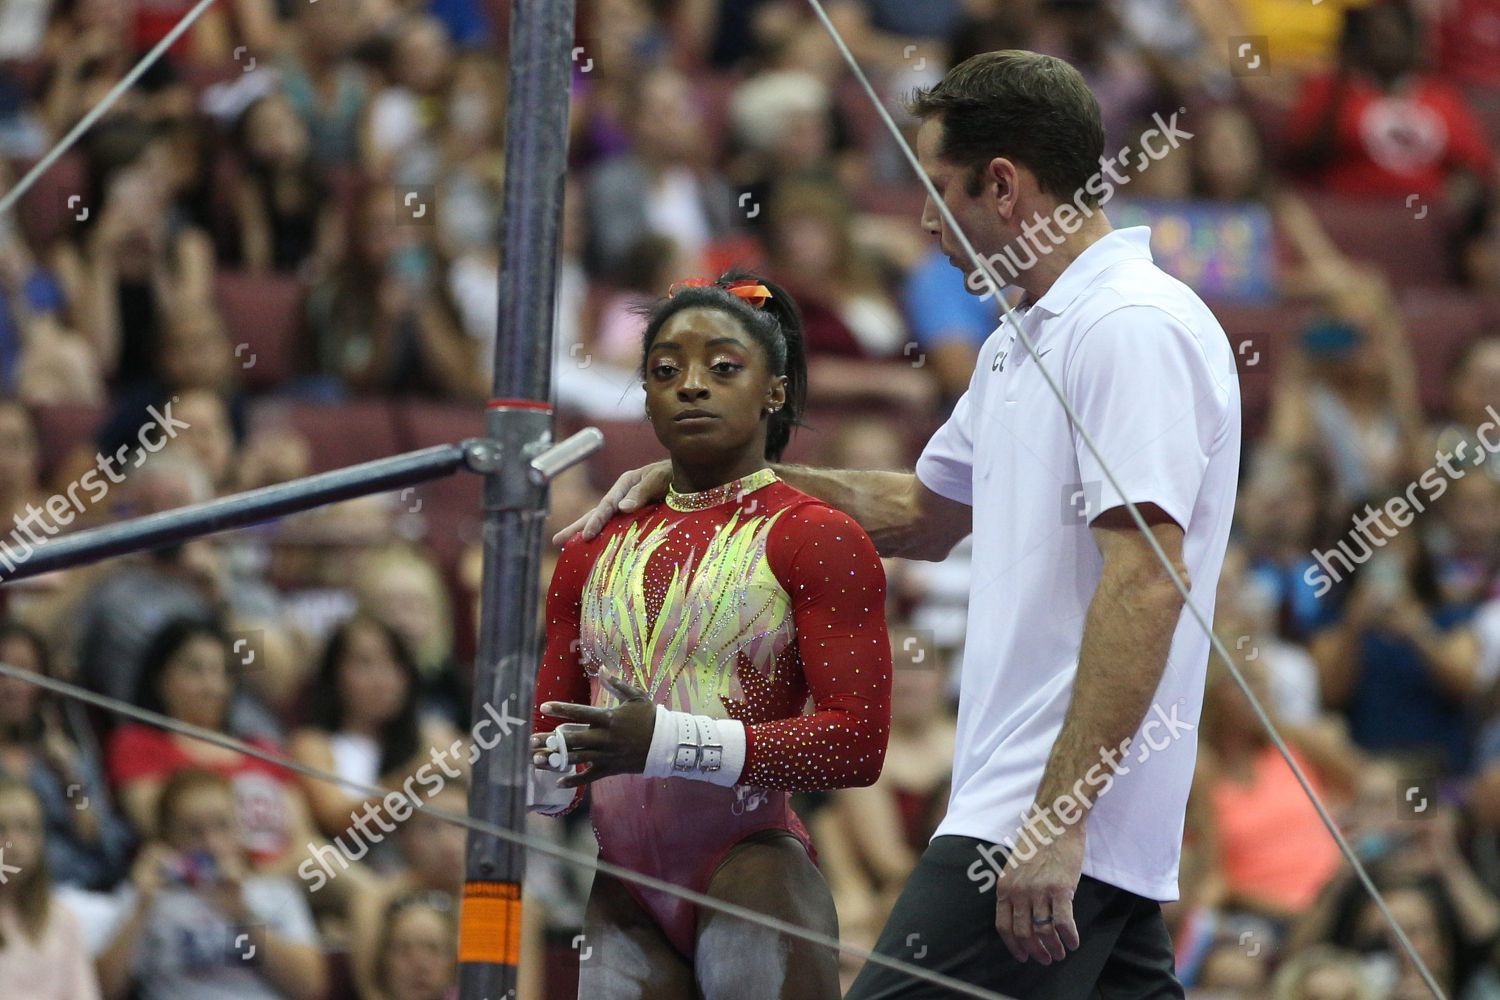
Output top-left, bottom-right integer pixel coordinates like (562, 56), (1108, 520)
(1029, 226), (1153, 317)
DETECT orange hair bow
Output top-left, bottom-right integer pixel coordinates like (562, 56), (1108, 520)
(666, 277), (772, 309)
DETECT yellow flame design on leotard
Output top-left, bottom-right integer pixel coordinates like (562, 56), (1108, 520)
(578, 507), (796, 715)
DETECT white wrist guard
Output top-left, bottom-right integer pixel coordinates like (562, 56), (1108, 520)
(642, 704), (746, 786)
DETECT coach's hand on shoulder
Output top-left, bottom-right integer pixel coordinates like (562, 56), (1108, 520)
(530, 674), (656, 787)
(993, 821), (1084, 966)
(551, 460), (673, 545)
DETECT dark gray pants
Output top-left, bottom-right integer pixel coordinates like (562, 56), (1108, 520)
(844, 836), (1184, 1000)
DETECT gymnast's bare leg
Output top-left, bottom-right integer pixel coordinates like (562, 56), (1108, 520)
(576, 872), (697, 1000)
(695, 830), (841, 1000)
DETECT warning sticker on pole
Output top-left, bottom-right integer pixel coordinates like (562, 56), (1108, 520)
(459, 880), (523, 965)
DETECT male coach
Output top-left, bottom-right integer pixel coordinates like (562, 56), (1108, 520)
(555, 50), (1240, 998)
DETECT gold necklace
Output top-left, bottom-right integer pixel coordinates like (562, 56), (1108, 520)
(665, 467), (779, 512)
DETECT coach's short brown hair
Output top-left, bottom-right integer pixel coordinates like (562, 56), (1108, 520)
(907, 50), (1105, 207)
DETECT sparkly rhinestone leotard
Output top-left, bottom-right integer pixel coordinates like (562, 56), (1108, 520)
(535, 468), (893, 958)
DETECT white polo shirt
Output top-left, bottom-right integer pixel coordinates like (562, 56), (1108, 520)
(915, 226), (1241, 901)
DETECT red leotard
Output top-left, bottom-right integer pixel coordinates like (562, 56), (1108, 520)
(534, 470), (892, 958)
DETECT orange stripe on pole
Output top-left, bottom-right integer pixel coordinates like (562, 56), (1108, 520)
(458, 881), (523, 965)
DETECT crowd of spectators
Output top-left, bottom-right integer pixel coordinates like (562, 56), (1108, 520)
(2, 0), (1500, 998)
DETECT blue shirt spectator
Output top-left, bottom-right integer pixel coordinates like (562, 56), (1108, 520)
(902, 248), (999, 351)
(1344, 603), (1478, 774)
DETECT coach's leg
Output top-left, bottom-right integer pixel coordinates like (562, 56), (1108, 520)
(845, 837), (1133, 1000)
(576, 872), (697, 1000)
(1094, 894), (1184, 1000)
(696, 830), (842, 1000)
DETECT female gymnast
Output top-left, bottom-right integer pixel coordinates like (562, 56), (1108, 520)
(529, 271), (893, 999)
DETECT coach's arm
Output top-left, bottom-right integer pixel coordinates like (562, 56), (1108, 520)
(552, 461), (972, 562)
(994, 504), (1188, 966)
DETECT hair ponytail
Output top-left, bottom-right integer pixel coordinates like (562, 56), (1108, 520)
(752, 274), (808, 462)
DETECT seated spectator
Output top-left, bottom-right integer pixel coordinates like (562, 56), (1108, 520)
(56, 117), (216, 391)
(766, 182), (905, 360)
(73, 456), (223, 704)
(1191, 103), (1270, 203)
(304, 189), (484, 400)
(566, 0), (672, 168)
(1298, 819), (1500, 1000)
(1217, 542), (1324, 722)
(159, 387), (240, 496)
(431, 52), (507, 263)
(229, 93), (339, 277)
(1433, 335), (1500, 486)
(0, 399), (45, 538)
(1269, 945), (1378, 1000)
(353, 544), (467, 724)
(1195, 636), (1354, 921)
(288, 615), (461, 849)
(763, 183), (936, 412)
(1284, 0), (1496, 205)
(0, 776), (102, 1000)
(1311, 527), (1483, 774)
(0, 620), (132, 890)
(347, 782), (465, 1000)
(370, 890), (460, 1000)
(1239, 456), (1344, 643)
(1030, 0), (1162, 154)
(1429, 474), (1500, 606)
(275, 0), (372, 168)
(93, 302), (246, 495)
(106, 618), (317, 874)
(1193, 930), (1272, 998)
(40, 0), (191, 135)
(0, 179), (94, 403)
(582, 65), (739, 278)
(726, 68), (847, 227)
(361, 14), (454, 184)
(96, 770), (326, 1000)
(1266, 266), (1425, 505)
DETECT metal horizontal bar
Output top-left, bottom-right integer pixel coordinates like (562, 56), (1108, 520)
(0, 441), (473, 584)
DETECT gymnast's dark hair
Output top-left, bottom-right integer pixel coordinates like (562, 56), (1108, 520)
(638, 269), (808, 462)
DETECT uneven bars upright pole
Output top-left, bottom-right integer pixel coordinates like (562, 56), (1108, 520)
(458, 0), (575, 995)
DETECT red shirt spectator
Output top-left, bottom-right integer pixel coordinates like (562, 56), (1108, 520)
(1286, 71), (1495, 198)
(107, 724), (297, 867)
